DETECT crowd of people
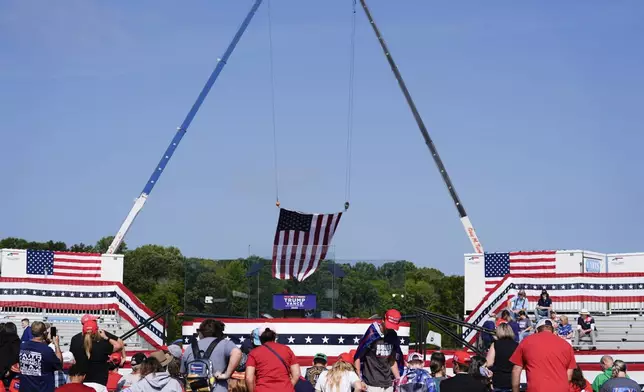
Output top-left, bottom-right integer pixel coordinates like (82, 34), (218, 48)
(496, 289), (599, 349)
(0, 307), (641, 392)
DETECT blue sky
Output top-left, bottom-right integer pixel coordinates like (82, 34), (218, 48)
(1, 1), (643, 275)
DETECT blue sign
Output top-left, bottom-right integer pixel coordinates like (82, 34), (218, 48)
(273, 294), (317, 310)
(584, 258), (601, 273)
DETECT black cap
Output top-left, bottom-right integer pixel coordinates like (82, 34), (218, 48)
(130, 353), (147, 367)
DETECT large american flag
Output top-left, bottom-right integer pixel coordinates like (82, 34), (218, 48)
(26, 250), (102, 280)
(484, 250), (556, 291)
(272, 208), (342, 281)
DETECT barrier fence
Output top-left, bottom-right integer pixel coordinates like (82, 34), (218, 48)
(182, 248), (419, 316)
(183, 247), (381, 319)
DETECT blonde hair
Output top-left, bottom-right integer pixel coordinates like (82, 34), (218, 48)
(496, 323), (515, 341)
(325, 360), (355, 390)
(83, 331), (101, 358)
(559, 315), (568, 324)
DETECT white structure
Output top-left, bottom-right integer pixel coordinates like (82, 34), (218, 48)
(0, 248), (162, 348)
(0, 249), (124, 282)
(465, 250), (621, 314)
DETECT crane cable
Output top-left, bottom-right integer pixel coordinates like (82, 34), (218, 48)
(267, 0), (281, 207)
(344, 0), (357, 211)
(268, 0), (357, 211)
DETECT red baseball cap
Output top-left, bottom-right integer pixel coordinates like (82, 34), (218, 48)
(453, 350), (472, 365)
(109, 352), (122, 365)
(384, 309), (401, 331)
(83, 320), (99, 334)
(81, 314), (98, 324)
(338, 352), (354, 363)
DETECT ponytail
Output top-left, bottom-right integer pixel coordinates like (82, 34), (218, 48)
(83, 332), (94, 358)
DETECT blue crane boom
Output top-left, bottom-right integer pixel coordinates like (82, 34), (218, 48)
(107, 0), (264, 254)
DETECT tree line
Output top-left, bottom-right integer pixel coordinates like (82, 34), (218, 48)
(0, 236), (465, 347)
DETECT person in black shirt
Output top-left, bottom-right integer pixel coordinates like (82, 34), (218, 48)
(534, 290), (552, 321)
(485, 323), (518, 392)
(468, 355), (492, 391)
(441, 351), (487, 392)
(69, 317), (123, 389)
(240, 328), (261, 355)
(0, 322), (20, 387)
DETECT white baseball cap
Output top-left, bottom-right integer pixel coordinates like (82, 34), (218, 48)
(407, 352), (424, 363)
(536, 319), (554, 329)
(62, 351), (75, 364)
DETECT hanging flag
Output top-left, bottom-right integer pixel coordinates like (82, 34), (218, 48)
(26, 250), (102, 280)
(484, 251), (556, 291)
(272, 208), (342, 281)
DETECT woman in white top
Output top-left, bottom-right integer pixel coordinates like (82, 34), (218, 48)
(315, 355), (364, 392)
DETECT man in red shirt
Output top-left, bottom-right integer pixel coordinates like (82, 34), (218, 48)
(510, 319), (576, 392)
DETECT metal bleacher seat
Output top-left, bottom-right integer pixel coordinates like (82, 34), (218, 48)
(571, 314), (644, 351)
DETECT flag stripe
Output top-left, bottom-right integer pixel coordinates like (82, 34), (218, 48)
(53, 261), (101, 268)
(290, 231), (300, 279)
(297, 224), (312, 281)
(272, 229), (281, 279)
(52, 251), (102, 257)
(52, 258), (101, 264)
(53, 272), (101, 278)
(54, 266), (101, 271)
(509, 251), (557, 256)
(511, 265), (556, 271)
(510, 258), (556, 263)
(281, 230), (291, 279)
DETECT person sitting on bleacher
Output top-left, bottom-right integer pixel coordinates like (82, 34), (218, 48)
(549, 310), (561, 329)
(506, 289), (528, 321)
(574, 309), (597, 349)
(556, 315), (574, 344)
(534, 290), (552, 322)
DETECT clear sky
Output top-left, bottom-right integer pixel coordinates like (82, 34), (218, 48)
(1, 1), (643, 275)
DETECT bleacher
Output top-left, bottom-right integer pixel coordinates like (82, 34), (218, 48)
(572, 314), (644, 350)
(0, 307), (155, 351)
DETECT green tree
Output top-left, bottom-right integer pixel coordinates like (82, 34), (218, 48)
(69, 243), (96, 253)
(94, 236), (127, 254)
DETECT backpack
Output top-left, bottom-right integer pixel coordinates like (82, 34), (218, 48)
(305, 366), (326, 386)
(397, 369), (437, 392)
(185, 338), (222, 392)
